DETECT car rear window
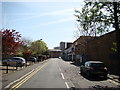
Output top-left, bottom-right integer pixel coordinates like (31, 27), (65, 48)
(90, 63), (105, 67)
(12, 58), (21, 60)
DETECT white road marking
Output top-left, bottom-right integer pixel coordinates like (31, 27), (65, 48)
(59, 67), (61, 71)
(65, 82), (69, 88)
(61, 73), (65, 79)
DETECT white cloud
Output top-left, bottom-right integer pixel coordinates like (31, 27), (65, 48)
(40, 18), (75, 26)
(25, 18), (75, 30)
(10, 8), (78, 22)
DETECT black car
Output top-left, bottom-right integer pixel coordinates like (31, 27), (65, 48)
(27, 57), (37, 62)
(80, 61), (108, 79)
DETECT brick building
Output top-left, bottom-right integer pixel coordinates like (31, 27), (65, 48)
(87, 31), (119, 75)
(49, 49), (61, 58)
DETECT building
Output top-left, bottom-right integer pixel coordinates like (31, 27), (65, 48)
(61, 30), (119, 75)
(60, 42), (73, 60)
(54, 46), (60, 50)
(62, 36), (94, 61)
(73, 36), (95, 63)
(86, 31), (119, 75)
(49, 49), (61, 58)
(60, 42), (66, 50)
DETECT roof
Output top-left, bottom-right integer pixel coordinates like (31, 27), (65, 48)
(49, 49), (61, 52)
(86, 61), (104, 63)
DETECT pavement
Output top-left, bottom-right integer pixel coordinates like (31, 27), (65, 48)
(108, 74), (120, 83)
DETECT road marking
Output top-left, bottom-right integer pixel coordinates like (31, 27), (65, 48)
(65, 82), (69, 89)
(108, 79), (120, 86)
(61, 73), (65, 79)
(59, 67), (61, 71)
(5, 69), (35, 88)
(9, 62), (47, 90)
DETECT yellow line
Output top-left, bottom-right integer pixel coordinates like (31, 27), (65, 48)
(15, 65), (45, 89)
(9, 62), (47, 90)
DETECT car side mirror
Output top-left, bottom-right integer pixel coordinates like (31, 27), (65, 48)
(9, 59), (12, 61)
(81, 65), (84, 67)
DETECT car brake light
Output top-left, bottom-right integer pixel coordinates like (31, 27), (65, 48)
(21, 59), (24, 61)
(89, 67), (94, 70)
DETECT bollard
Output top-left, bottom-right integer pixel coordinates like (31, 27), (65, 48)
(16, 61), (18, 70)
(6, 64), (8, 74)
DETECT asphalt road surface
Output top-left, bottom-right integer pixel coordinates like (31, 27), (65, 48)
(6, 58), (120, 89)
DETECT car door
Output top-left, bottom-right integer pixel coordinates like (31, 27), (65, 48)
(84, 62), (89, 74)
(81, 63), (86, 73)
(9, 59), (17, 66)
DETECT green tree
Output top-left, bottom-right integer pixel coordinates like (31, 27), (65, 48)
(30, 40), (48, 55)
(74, 1), (119, 37)
(17, 38), (32, 57)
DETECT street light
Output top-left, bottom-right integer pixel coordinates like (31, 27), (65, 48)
(40, 39), (42, 41)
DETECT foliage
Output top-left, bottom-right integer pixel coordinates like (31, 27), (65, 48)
(30, 40), (48, 55)
(74, 1), (120, 37)
(1, 29), (23, 58)
(22, 50), (32, 59)
(111, 42), (117, 52)
(17, 38), (32, 55)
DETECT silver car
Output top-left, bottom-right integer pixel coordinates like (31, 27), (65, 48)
(2, 57), (26, 66)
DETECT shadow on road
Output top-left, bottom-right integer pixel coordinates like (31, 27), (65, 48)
(79, 73), (108, 81)
(70, 62), (81, 67)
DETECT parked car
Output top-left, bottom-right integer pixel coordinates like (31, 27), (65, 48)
(80, 61), (108, 79)
(2, 57), (26, 66)
(27, 57), (37, 62)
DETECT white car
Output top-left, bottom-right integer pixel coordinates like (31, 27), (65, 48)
(2, 57), (26, 66)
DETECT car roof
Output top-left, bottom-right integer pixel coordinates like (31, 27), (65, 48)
(86, 61), (104, 63)
(12, 57), (25, 59)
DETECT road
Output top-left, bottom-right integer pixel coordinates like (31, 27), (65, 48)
(7, 58), (120, 89)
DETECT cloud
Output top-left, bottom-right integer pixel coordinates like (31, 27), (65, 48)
(10, 8), (77, 22)
(40, 18), (75, 26)
(25, 18), (75, 30)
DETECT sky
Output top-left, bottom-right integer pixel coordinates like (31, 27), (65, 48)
(1, 0), (84, 49)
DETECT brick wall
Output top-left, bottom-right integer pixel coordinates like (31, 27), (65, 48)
(87, 31), (119, 75)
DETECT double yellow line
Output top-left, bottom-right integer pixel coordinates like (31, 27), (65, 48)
(9, 62), (47, 90)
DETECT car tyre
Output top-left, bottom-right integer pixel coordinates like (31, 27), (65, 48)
(17, 63), (22, 67)
(3, 62), (8, 66)
(103, 74), (107, 80)
(81, 69), (83, 75)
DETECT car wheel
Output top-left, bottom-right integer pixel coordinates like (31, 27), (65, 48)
(17, 63), (22, 67)
(103, 74), (107, 80)
(81, 70), (83, 75)
(3, 62), (8, 66)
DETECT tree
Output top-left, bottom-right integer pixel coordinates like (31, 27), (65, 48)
(1, 29), (23, 58)
(74, 1), (120, 37)
(17, 37), (32, 55)
(22, 50), (32, 60)
(30, 40), (48, 55)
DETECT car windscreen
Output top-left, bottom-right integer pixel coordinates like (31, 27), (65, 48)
(90, 63), (105, 68)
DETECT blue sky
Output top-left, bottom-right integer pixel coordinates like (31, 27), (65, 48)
(1, 0), (84, 49)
